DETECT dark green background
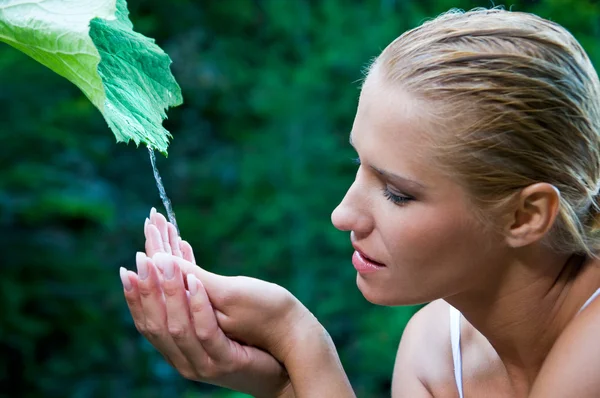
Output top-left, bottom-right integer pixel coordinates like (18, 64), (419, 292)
(1, 1), (599, 397)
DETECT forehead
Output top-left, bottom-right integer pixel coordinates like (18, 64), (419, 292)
(352, 70), (436, 169)
(352, 71), (477, 211)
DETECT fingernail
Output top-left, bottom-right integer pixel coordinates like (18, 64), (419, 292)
(136, 252), (149, 280)
(187, 274), (198, 296)
(144, 217), (149, 230)
(150, 207), (157, 217)
(153, 252), (167, 271)
(120, 267), (132, 291)
(164, 259), (175, 280)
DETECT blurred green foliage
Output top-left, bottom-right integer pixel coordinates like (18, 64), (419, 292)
(1, 0), (599, 397)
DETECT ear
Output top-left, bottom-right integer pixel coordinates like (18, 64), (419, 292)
(504, 183), (561, 248)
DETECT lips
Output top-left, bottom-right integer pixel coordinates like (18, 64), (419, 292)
(352, 243), (386, 267)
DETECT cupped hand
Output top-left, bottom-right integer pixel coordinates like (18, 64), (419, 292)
(119, 209), (302, 397)
(143, 209), (315, 358)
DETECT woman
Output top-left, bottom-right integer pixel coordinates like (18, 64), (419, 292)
(121, 8), (600, 397)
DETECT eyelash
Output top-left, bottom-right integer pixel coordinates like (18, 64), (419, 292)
(382, 188), (411, 205)
(351, 157), (412, 206)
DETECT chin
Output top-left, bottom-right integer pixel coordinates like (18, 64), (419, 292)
(356, 275), (428, 306)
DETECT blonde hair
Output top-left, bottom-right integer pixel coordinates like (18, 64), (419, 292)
(373, 7), (600, 257)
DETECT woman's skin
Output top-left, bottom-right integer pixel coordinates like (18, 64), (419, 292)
(123, 209), (353, 397)
(337, 68), (600, 397)
(123, 212), (298, 397)
(122, 66), (600, 397)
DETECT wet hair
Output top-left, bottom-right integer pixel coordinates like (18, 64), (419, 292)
(372, 7), (600, 258)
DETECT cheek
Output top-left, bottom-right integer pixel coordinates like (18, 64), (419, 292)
(363, 209), (487, 305)
(383, 205), (483, 264)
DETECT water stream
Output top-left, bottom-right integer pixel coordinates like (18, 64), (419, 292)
(148, 147), (179, 235)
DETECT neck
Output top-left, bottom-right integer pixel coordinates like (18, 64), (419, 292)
(446, 248), (591, 394)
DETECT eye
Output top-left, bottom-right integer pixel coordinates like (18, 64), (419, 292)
(382, 187), (412, 206)
(351, 157), (361, 166)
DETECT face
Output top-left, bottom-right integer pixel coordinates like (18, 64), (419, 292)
(331, 68), (505, 306)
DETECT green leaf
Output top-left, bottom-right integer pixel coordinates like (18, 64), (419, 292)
(0, 0), (182, 154)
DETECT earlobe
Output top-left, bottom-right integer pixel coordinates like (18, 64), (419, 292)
(504, 183), (561, 248)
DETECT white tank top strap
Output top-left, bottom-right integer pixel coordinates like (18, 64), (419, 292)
(449, 305), (464, 398)
(448, 287), (600, 398)
(578, 287), (600, 314)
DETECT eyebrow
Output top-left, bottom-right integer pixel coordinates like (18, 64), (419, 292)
(349, 132), (427, 190)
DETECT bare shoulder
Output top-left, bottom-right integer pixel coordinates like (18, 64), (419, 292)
(530, 289), (600, 398)
(392, 299), (457, 398)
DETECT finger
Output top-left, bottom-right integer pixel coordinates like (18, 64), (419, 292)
(187, 273), (235, 363)
(121, 267), (146, 333)
(149, 207), (170, 255)
(179, 239), (196, 264)
(153, 253), (218, 291)
(162, 259), (212, 368)
(145, 222), (166, 258)
(153, 212), (172, 254)
(137, 252), (168, 325)
(136, 252), (190, 369)
(121, 266), (171, 366)
(168, 223), (182, 258)
(154, 252), (224, 311)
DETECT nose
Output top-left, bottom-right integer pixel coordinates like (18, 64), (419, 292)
(331, 181), (374, 236)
